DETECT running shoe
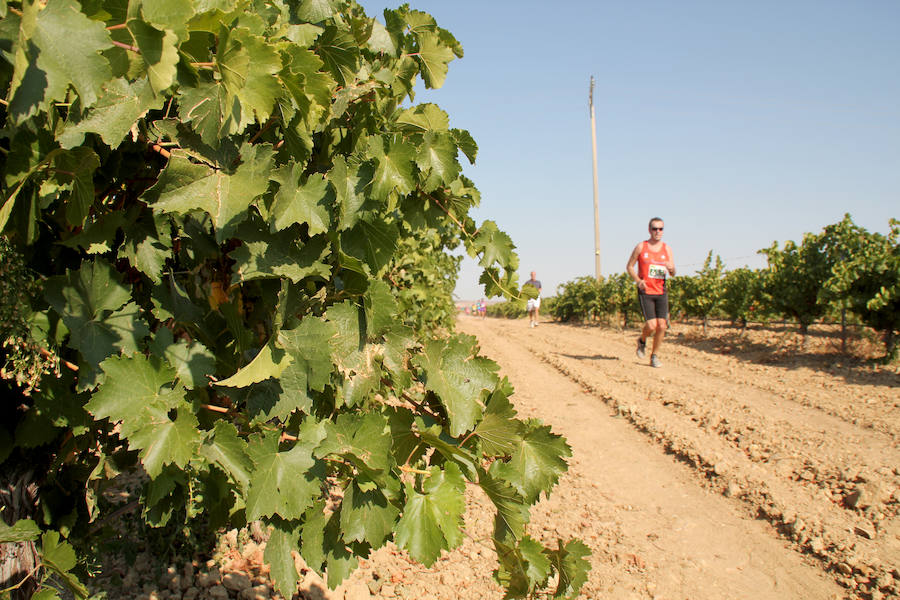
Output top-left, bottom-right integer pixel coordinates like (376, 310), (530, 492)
(635, 337), (646, 359)
(650, 354), (662, 368)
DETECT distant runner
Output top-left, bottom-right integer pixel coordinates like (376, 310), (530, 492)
(478, 298), (487, 319)
(626, 218), (675, 367)
(524, 271), (542, 328)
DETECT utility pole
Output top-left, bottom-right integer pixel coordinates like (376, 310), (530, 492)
(589, 76), (601, 281)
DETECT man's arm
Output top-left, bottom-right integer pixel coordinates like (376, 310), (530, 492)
(626, 244), (646, 291)
(665, 245), (676, 276)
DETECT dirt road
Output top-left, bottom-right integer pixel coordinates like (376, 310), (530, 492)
(447, 315), (899, 600)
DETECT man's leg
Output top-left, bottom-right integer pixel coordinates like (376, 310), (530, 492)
(650, 318), (667, 356)
(640, 321), (655, 342)
(636, 320), (654, 359)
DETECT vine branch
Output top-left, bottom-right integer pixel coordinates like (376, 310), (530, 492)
(0, 565), (41, 595)
(430, 194), (521, 300)
(111, 40), (140, 53)
(381, 377), (442, 422)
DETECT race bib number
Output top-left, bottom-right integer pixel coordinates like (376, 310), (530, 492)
(647, 264), (667, 280)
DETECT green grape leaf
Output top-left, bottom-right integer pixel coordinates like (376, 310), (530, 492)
(298, 506), (358, 588)
(59, 211), (128, 254)
(330, 156), (372, 231)
(15, 405), (63, 448)
(200, 421), (253, 493)
(367, 135), (416, 202)
(265, 520), (301, 599)
(341, 217), (398, 275)
(145, 144), (274, 242)
(45, 260), (149, 370)
(128, 19), (179, 94)
(299, 500), (328, 572)
(494, 536), (551, 598)
(40, 531), (88, 599)
(473, 220), (517, 269)
(474, 389), (523, 456)
(494, 422), (571, 504)
(316, 25), (358, 86)
(13, 0), (113, 111)
(215, 337), (291, 388)
(296, 0), (336, 23)
(316, 412), (393, 482)
(382, 325), (415, 376)
(396, 103), (450, 132)
(245, 431), (319, 521)
(546, 539), (591, 599)
(415, 131), (460, 192)
(53, 147), (100, 227)
(384, 407), (420, 469)
(414, 419), (479, 481)
(415, 31), (455, 89)
(339, 480), (399, 547)
(5, 9), (41, 123)
(149, 328), (216, 389)
(177, 80), (240, 145)
(363, 279), (397, 338)
(129, 404), (201, 478)
(479, 468), (528, 544)
(521, 283), (539, 300)
(60, 77), (165, 148)
(395, 462), (466, 566)
(241, 319), (336, 423)
(413, 335), (499, 437)
(150, 273), (204, 325)
(269, 167), (331, 234)
(324, 527), (357, 589)
(366, 18), (395, 54)
(69, 301), (149, 372)
(326, 301), (365, 371)
(451, 128), (477, 164)
(230, 227), (330, 284)
(141, 467), (181, 526)
(218, 28), (283, 124)
(140, 0), (194, 40)
(276, 315), (336, 388)
(0, 519), (40, 543)
(119, 210), (173, 284)
(86, 354), (184, 433)
(278, 44), (333, 120)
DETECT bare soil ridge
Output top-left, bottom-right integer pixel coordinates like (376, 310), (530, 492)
(457, 315), (898, 600)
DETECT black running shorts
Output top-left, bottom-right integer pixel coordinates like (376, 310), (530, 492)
(638, 292), (669, 321)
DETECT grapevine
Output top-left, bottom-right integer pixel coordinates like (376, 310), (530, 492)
(0, 2), (589, 599)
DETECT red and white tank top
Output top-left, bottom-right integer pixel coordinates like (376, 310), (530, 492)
(637, 241), (670, 295)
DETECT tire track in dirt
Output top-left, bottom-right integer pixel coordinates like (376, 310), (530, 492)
(658, 331), (900, 439)
(464, 317), (899, 599)
(527, 322), (899, 522)
(458, 316), (847, 599)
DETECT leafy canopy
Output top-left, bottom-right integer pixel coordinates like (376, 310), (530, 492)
(0, 1), (588, 598)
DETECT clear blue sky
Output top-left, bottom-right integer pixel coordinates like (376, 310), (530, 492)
(359, 0), (900, 301)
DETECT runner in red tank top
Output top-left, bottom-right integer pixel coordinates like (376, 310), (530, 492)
(626, 218), (676, 367)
